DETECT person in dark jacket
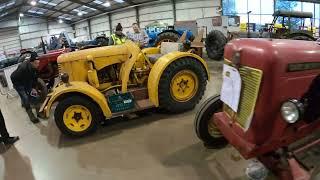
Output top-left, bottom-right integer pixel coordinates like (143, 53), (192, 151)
(11, 52), (40, 123)
(0, 109), (19, 145)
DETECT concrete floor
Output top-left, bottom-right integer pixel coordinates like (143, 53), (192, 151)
(0, 60), (264, 180)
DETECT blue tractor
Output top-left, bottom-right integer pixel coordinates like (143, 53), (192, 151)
(145, 21), (196, 47)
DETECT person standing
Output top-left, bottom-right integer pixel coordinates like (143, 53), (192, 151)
(11, 52), (41, 123)
(0, 109), (19, 145)
(127, 23), (150, 48)
(109, 23), (127, 45)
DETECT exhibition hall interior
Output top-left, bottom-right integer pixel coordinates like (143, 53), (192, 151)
(1, 0), (320, 179)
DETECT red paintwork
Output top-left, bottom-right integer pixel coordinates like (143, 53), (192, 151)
(37, 48), (70, 80)
(38, 49), (69, 72)
(213, 38), (320, 159)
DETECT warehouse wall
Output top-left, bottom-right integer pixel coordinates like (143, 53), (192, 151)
(176, 0), (220, 21)
(74, 0), (220, 40)
(18, 17), (73, 49)
(0, 27), (21, 59)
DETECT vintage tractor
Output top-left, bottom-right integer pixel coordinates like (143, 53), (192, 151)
(145, 21), (196, 47)
(203, 10), (316, 60)
(195, 38), (320, 179)
(40, 40), (209, 137)
(19, 32), (75, 89)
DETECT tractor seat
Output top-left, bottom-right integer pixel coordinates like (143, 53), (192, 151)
(146, 42), (184, 64)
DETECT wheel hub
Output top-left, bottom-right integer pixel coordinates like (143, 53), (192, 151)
(63, 105), (92, 132)
(170, 70), (199, 102)
(72, 112), (83, 122)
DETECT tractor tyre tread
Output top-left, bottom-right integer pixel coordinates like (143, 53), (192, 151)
(54, 95), (100, 137)
(205, 30), (227, 61)
(194, 95), (228, 148)
(155, 32), (180, 46)
(158, 58), (207, 113)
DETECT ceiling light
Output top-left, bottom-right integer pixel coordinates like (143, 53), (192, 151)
(19, 13), (24, 17)
(77, 11), (83, 16)
(6, 1), (15, 7)
(103, 1), (110, 7)
(58, 19), (63, 23)
(93, 0), (103, 4)
(30, 0), (37, 6)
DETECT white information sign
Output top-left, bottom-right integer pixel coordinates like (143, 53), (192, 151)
(220, 64), (242, 112)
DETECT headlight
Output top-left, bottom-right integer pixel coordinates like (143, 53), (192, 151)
(281, 99), (304, 124)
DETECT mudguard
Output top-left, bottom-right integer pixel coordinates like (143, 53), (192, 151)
(147, 52), (209, 107)
(42, 81), (112, 118)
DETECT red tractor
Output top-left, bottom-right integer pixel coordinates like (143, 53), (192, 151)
(195, 38), (320, 179)
(19, 32), (74, 88)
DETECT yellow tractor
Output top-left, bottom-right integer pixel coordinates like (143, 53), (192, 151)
(40, 40), (209, 137)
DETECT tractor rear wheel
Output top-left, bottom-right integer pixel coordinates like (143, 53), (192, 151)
(54, 96), (100, 137)
(155, 32), (180, 46)
(158, 58), (207, 113)
(194, 95), (228, 148)
(290, 35), (315, 41)
(205, 30), (227, 61)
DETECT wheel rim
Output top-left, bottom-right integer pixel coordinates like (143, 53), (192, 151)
(170, 70), (199, 102)
(63, 105), (92, 132)
(208, 119), (223, 138)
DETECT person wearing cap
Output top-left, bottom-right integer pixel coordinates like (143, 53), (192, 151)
(127, 23), (150, 48)
(0, 109), (19, 145)
(109, 23), (127, 45)
(11, 52), (41, 123)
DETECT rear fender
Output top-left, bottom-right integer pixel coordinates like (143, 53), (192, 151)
(43, 81), (112, 118)
(147, 52), (209, 107)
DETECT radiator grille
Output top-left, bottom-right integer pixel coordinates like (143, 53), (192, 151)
(224, 64), (263, 129)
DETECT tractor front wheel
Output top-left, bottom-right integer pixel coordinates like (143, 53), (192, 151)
(158, 58), (207, 113)
(155, 32), (180, 46)
(54, 96), (100, 137)
(194, 95), (228, 148)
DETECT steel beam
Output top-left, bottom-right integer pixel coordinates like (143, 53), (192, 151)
(67, 0), (107, 12)
(172, 0), (176, 22)
(135, 6), (140, 25)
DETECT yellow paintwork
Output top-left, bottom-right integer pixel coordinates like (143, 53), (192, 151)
(148, 51), (209, 107)
(63, 105), (92, 132)
(170, 70), (199, 102)
(43, 40), (209, 120)
(58, 44), (129, 82)
(44, 81), (112, 118)
(119, 41), (142, 93)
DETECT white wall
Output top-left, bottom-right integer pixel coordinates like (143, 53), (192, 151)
(111, 9), (137, 34)
(90, 15), (110, 38)
(139, 3), (174, 28)
(73, 0), (220, 39)
(75, 21), (90, 41)
(0, 27), (21, 57)
(176, 0), (220, 21)
(16, 17), (74, 48)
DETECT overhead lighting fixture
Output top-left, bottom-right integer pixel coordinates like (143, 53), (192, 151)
(93, 0), (103, 4)
(77, 11), (83, 16)
(39, 0), (57, 6)
(114, 0), (124, 3)
(58, 19), (63, 23)
(30, 0), (37, 6)
(103, 1), (110, 7)
(19, 13), (24, 17)
(28, 10), (44, 14)
(6, 1), (15, 7)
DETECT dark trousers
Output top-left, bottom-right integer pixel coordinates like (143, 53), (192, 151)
(14, 84), (32, 110)
(0, 110), (9, 138)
